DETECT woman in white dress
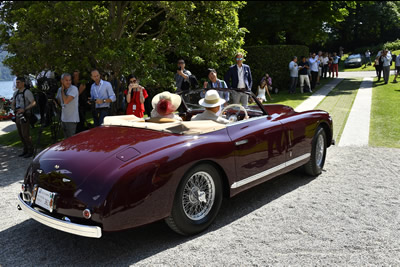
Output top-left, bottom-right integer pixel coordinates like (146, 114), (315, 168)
(257, 80), (272, 103)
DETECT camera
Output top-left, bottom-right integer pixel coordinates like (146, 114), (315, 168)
(16, 113), (27, 123)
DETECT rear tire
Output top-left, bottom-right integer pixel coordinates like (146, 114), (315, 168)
(304, 127), (327, 176)
(165, 164), (222, 236)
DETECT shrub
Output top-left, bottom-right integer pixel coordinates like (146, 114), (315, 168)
(384, 39), (400, 51)
(244, 45), (309, 93)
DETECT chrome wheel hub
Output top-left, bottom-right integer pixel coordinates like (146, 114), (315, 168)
(316, 134), (325, 167)
(182, 171), (215, 221)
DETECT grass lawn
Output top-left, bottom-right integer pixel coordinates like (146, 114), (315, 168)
(369, 75), (400, 148)
(263, 77), (336, 108)
(315, 77), (362, 144)
(0, 112), (95, 149)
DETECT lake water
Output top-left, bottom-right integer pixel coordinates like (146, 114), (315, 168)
(0, 80), (14, 99)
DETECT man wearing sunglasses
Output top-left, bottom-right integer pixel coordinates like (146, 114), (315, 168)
(224, 52), (253, 108)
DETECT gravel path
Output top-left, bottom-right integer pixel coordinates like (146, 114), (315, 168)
(1, 144), (400, 266)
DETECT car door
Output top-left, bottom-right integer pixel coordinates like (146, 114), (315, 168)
(279, 113), (311, 162)
(226, 116), (286, 189)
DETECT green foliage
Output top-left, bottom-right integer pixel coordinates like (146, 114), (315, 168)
(0, 1), (246, 94)
(245, 45), (309, 92)
(384, 39), (400, 51)
(239, 1), (358, 47)
(325, 1), (400, 52)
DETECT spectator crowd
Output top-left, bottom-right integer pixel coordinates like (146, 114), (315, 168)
(8, 47), (400, 158)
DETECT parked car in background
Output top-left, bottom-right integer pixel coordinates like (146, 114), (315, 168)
(344, 54), (366, 68)
(17, 89), (334, 238)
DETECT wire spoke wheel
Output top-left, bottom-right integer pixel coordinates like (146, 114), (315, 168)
(166, 164), (222, 236)
(182, 171), (215, 221)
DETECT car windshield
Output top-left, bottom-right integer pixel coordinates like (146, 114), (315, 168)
(180, 88), (266, 116)
(348, 54), (361, 59)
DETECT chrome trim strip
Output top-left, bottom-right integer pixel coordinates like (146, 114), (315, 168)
(231, 153), (310, 189)
(226, 115), (268, 127)
(17, 193), (102, 238)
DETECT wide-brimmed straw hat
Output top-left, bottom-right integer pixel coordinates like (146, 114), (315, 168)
(151, 91), (182, 115)
(199, 89), (226, 108)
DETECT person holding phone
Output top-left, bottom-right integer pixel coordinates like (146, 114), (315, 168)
(56, 73), (79, 138)
(174, 59), (192, 92)
(124, 75), (148, 118)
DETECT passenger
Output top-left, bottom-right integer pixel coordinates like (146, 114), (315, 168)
(191, 90), (230, 124)
(150, 91), (182, 121)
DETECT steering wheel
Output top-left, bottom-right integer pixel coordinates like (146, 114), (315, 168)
(219, 104), (249, 122)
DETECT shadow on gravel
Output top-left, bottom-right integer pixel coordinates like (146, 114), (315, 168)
(0, 169), (317, 265)
(0, 145), (33, 187)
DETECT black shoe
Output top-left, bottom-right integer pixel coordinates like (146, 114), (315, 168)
(23, 153), (33, 158)
(18, 152), (27, 157)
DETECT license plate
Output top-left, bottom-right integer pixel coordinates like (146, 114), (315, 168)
(35, 187), (56, 212)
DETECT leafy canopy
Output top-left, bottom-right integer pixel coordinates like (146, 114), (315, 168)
(0, 1), (246, 90)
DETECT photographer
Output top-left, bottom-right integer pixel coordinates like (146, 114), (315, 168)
(174, 59), (192, 93)
(11, 76), (36, 158)
(124, 75), (148, 118)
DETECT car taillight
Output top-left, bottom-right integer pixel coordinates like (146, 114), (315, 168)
(31, 185), (38, 202)
(83, 209), (92, 219)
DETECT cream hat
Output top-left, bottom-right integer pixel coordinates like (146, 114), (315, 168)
(151, 91), (182, 113)
(199, 89), (226, 108)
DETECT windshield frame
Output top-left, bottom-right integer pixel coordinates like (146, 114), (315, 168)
(177, 88), (269, 116)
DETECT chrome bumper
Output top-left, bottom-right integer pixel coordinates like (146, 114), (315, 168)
(17, 193), (102, 238)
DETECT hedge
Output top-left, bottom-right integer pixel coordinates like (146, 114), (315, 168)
(244, 45), (309, 93)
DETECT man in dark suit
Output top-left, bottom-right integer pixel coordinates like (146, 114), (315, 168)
(224, 52), (253, 107)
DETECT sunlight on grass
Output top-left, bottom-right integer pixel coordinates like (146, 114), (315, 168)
(370, 75), (400, 148)
(265, 77), (335, 108)
(315, 78), (362, 144)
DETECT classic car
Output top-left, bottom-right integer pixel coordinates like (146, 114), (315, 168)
(17, 88), (334, 238)
(344, 53), (366, 68)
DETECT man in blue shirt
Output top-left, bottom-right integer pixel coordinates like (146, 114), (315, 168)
(90, 69), (116, 126)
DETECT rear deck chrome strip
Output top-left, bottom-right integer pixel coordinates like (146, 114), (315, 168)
(231, 153), (310, 189)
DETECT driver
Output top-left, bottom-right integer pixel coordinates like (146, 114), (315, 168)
(191, 90), (230, 124)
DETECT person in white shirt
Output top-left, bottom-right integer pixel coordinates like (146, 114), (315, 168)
(191, 90), (230, 124)
(308, 53), (320, 90)
(365, 50), (371, 66)
(381, 49), (392, 84)
(288, 56), (299, 94)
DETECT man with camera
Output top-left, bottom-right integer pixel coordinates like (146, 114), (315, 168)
(56, 73), (80, 138)
(174, 59), (192, 93)
(11, 76), (37, 158)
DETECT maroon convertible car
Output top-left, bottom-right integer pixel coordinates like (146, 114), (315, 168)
(18, 88), (334, 238)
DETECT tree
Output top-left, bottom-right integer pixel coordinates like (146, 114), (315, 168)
(239, 1), (357, 47)
(0, 1), (246, 93)
(325, 1), (400, 52)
